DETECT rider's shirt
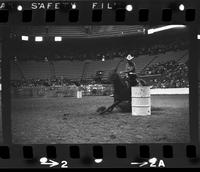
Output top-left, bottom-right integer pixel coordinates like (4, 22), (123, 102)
(124, 60), (138, 87)
(125, 61), (136, 74)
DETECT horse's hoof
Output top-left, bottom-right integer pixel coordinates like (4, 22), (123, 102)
(107, 108), (113, 112)
(96, 106), (106, 113)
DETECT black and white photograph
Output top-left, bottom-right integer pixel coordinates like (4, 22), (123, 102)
(8, 25), (189, 144)
(0, 43), (3, 143)
(0, 42), (2, 143)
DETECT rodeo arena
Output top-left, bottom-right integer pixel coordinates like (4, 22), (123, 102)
(0, 71), (1, 143)
(5, 25), (190, 143)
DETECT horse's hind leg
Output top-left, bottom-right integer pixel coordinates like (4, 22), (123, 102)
(99, 100), (121, 115)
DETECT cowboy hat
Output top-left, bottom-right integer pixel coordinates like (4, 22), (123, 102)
(126, 54), (134, 60)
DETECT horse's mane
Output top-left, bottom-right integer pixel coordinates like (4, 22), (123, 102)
(109, 71), (120, 83)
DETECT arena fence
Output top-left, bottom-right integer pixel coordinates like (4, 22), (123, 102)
(150, 88), (189, 95)
(11, 85), (113, 98)
(11, 85), (189, 99)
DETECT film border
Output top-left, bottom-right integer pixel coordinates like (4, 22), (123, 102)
(0, 0), (199, 168)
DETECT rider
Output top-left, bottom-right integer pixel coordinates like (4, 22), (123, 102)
(120, 54), (138, 87)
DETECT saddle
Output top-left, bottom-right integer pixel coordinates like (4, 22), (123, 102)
(121, 72), (138, 88)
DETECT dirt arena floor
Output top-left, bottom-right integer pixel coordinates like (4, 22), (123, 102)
(11, 95), (189, 144)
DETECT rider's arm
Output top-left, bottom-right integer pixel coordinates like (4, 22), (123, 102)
(121, 62), (136, 74)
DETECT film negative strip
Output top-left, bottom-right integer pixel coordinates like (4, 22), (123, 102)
(0, 0), (200, 168)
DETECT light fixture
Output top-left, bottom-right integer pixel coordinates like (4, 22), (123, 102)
(197, 35), (200, 40)
(21, 35), (29, 41)
(35, 36), (43, 42)
(147, 25), (186, 34)
(54, 36), (62, 42)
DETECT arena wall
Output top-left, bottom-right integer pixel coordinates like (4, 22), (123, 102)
(11, 86), (78, 98)
(11, 87), (189, 98)
(150, 88), (189, 95)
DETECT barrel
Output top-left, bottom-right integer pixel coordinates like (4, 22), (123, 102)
(131, 86), (151, 116)
(76, 90), (82, 98)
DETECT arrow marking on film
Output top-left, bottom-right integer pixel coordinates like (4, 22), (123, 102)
(40, 158), (59, 168)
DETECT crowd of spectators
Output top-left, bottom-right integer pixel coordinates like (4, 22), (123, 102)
(66, 39), (188, 61)
(11, 78), (76, 88)
(11, 59), (189, 90)
(11, 78), (113, 96)
(141, 60), (189, 88)
(17, 38), (188, 61)
(11, 38), (189, 89)
(97, 39), (188, 60)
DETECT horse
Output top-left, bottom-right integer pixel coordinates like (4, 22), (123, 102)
(97, 70), (146, 115)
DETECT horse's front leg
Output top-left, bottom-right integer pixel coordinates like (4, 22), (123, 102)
(100, 100), (121, 114)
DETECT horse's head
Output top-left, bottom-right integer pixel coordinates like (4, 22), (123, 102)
(108, 70), (130, 102)
(108, 70), (121, 84)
